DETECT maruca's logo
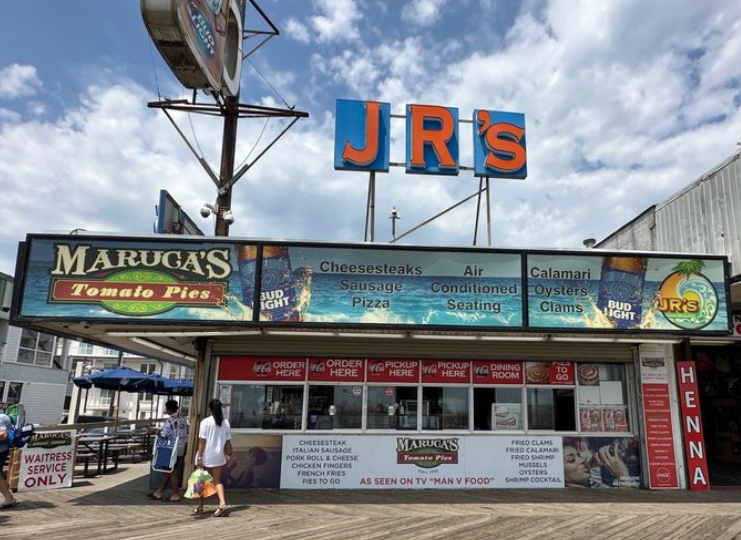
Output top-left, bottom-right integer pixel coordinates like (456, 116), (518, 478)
(396, 437), (459, 469)
(641, 357), (665, 369)
(657, 260), (718, 330)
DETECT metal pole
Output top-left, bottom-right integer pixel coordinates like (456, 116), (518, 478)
(214, 0), (247, 237)
(486, 177), (492, 246)
(369, 171), (376, 242)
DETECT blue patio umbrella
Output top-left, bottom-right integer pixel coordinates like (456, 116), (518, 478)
(72, 373), (94, 389)
(81, 366), (151, 392)
(160, 378), (194, 397)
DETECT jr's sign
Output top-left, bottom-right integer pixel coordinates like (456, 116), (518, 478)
(334, 99), (527, 179)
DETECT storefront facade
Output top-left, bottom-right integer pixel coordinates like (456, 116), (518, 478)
(10, 233), (732, 490)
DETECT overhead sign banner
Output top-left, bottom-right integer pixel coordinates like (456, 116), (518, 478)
(14, 235), (730, 334)
(527, 254), (729, 332)
(259, 245), (523, 327)
(18, 237), (256, 321)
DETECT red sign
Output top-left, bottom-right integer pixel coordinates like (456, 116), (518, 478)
(525, 362), (574, 385)
(549, 362), (575, 385)
(51, 279), (225, 304)
(308, 358), (364, 382)
(676, 361), (710, 491)
(421, 360), (470, 384)
(641, 382), (679, 488)
(219, 356), (306, 382)
(367, 359), (419, 383)
(472, 361), (523, 385)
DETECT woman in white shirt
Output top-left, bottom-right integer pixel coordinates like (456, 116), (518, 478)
(194, 399), (233, 516)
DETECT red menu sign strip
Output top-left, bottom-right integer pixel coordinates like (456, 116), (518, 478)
(219, 356), (307, 382)
(308, 358), (364, 382)
(641, 382), (679, 489)
(421, 360), (470, 383)
(472, 361), (523, 385)
(676, 361), (710, 491)
(367, 359), (420, 383)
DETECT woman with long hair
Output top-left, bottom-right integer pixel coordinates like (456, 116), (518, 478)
(194, 399), (233, 516)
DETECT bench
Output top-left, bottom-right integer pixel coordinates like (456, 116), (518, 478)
(75, 452), (97, 477)
(108, 443), (144, 463)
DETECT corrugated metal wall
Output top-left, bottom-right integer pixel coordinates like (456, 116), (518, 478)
(598, 151), (740, 279)
(656, 153), (740, 276)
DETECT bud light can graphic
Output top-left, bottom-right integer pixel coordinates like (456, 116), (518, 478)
(237, 245), (258, 307)
(260, 246), (300, 321)
(597, 256), (647, 329)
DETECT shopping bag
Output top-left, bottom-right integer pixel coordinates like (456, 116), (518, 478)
(184, 467), (217, 499)
(151, 436), (178, 473)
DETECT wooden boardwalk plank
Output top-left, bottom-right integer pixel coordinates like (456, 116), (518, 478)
(3, 463), (741, 540)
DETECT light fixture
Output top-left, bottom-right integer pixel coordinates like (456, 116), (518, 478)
(336, 332), (406, 339)
(129, 337), (196, 362)
(107, 330), (263, 338)
(478, 335), (548, 342)
(411, 334), (479, 340)
(550, 336), (682, 344)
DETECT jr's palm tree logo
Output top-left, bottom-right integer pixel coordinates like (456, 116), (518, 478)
(657, 260), (718, 330)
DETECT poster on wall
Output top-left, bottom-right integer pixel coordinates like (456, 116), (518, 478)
(18, 431), (75, 492)
(18, 238), (256, 321)
(279, 435), (564, 489)
(527, 254), (728, 332)
(562, 436), (642, 488)
(258, 245), (523, 326)
(223, 435), (283, 489)
(639, 347), (679, 489)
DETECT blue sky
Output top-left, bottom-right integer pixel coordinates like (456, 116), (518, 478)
(1, 0), (740, 275)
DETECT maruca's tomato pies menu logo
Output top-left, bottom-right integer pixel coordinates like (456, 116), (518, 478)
(396, 438), (459, 469)
(48, 244), (230, 316)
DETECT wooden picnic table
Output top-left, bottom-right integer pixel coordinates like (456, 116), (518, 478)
(76, 434), (116, 476)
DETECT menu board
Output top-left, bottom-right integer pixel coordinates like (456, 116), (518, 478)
(639, 348), (679, 489)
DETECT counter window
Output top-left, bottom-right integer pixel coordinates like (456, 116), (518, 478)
(366, 386), (417, 430)
(229, 384), (304, 430)
(577, 364), (631, 432)
(473, 387), (523, 430)
(527, 388), (576, 431)
(421, 387), (469, 430)
(307, 385), (363, 430)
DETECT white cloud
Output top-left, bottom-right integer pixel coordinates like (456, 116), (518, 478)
(402, 0), (448, 26)
(0, 64), (42, 99)
(285, 18), (311, 44)
(311, 0), (362, 43)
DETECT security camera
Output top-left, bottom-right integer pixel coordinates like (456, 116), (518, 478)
(199, 204), (212, 218)
(223, 210), (235, 225)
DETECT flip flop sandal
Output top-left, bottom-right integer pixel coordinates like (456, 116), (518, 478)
(213, 505), (229, 517)
(192, 507), (204, 515)
(162, 497), (181, 503)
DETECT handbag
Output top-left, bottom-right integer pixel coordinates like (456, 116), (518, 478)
(184, 467), (217, 499)
(151, 436), (179, 473)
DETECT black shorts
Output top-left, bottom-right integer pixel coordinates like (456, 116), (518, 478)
(0, 449), (9, 471)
